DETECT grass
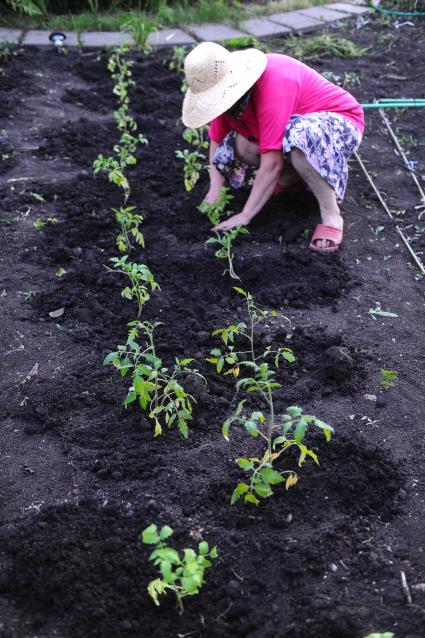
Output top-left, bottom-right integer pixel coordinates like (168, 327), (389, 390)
(0, 0), (346, 32)
(281, 33), (369, 60)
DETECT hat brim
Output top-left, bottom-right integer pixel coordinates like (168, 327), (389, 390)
(182, 48), (267, 128)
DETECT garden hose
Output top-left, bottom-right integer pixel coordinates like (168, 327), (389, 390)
(361, 99), (425, 109)
(368, 1), (425, 17)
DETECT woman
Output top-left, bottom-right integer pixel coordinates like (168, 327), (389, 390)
(181, 41), (364, 253)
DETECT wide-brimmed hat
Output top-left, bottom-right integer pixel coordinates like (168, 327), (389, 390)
(182, 41), (267, 128)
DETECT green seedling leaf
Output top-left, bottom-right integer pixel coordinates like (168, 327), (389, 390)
(260, 467), (284, 485)
(141, 524), (160, 544)
(236, 458), (254, 471)
(159, 526), (173, 541)
(231, 482), (249, 504)
(244, 493), (260, 506)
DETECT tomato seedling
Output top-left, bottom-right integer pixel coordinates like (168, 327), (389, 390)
(206, 226), (249, 280)
(110, 256), (160, 317)
(141, 524), (218, 611)
(104, 321), (205, 437)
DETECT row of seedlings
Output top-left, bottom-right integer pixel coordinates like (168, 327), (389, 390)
(93, 46), (218, 610)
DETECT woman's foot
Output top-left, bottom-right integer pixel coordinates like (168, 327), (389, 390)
(310, 212), (343, 252)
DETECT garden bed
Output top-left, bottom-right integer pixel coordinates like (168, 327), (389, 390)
(0, 15), (425, 638)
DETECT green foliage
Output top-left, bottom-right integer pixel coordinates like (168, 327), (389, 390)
(362, 633), (394, 638)
(0, 41), (21, 59)
(380, 368), (398, 391)
(93, 46), (148, 203)
(206, 226), (249, 280)
(225, 35), (268, 52)
(198, 187), (233, 226)
(228, 406), (333, 505)
(114, 205), (144, 253)
(283, 33), (368, 61)
(33, 217), (59, 229)
(105, 321), (204, 437)
(120, 12), (158, 52)
(168, 45), (188, 76)
(175, 148), (205, 191)
(209, 287), (332, 504)
(321, 70), (360, 89)
(141, 523), (218, 611)
(110, 256), (160, 317)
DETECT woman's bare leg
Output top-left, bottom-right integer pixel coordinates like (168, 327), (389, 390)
(289, 148), (342, 250)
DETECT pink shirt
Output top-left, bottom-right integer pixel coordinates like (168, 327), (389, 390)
(209, 53), (364, 153)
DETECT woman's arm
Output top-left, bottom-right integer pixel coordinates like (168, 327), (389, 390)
(213, 150), (283, 230)
(202, 140), (226, 204)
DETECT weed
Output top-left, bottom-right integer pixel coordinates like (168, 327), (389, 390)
(55, 267), (66, 277)
(141, 523), (217, 611)
(321, 70), (360, 89)
(209, 287), (332, 505)
(114, 205), (144, 253)
(104, 321), (204, 437)
(283, 33), (368, 61)
(33, 217), (59, 229)
(225, 35), (268, 52)
(380, 368), (398, 390)
(206, 226), (249, 280)
(18, 290), (37, 301)
(362, 633), (394, 638)
(120, 12), (158, 53)
(369, 225), (385, 235)
(110, 256), (160, 317)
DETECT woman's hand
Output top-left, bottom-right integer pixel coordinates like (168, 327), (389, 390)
(213, 211), (250, 231)
(202, 187), (222, 206)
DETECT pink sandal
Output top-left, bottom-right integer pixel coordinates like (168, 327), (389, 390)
(309, 224), (343, 254)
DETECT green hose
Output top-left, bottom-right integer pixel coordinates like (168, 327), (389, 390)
(368, 1), (425, 17)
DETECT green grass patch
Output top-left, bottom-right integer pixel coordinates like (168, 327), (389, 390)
(281, 33), (368, 60)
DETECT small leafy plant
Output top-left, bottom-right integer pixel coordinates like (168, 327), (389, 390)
(113, 205), (144, 253)
(33, 217), (59, 229)
(198, 187), (233, 226)
(141, 523), (218, 611)
(380, 368), (398, 390)
(104, 321), (204, 437)
(175, 148), (205, 192)
(207, 226), (249, 280)
(209, 288), (333, 504)
(110, 256), (160, 317)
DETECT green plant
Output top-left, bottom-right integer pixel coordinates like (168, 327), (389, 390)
(228, 406), (333, 505)
(104, 321), (204, 437)
(33, 217), (59, 229)
(114, 205), (144, 253)
(380, 368), (398, 390)
(120, 12), (158, 53)
(362, 633), (394, 638)
(93, 46), (148, 203)
(284, 33), (368, 61)
(206, 226), (249, 280)
(175, 148), (206, 191)
(209, 287), (333, 505)
(182, 125), (209, 152)
(198, 186), (233, 226)
(110, 256), (159, 317)
(141, 524), (218, 611)
(321, 70), (360, 89)
(168, 45), (188, 76)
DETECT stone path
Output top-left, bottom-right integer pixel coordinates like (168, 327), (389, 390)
(0, 1), (371, 48)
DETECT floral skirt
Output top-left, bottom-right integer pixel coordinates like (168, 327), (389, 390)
(212, 111), (362, 201)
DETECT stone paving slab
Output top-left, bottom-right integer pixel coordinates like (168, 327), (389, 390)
(298, 6), (351, 22)
(240, 17), (291, 38)
(147, 28), (196, 47)
(268, 10), (324, 33)
(24, 29), (79, 46)
(325, 2), (370, 14)
(189, 23), (247, 42)
(0, 28), (23, 43)
(80, 31), (135, 47)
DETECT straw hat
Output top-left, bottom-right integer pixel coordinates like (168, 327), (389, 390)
(182, 42), (267, 128)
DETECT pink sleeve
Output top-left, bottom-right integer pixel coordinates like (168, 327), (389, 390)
(208, 115), (231, 143)
(255, 77), (299, 154)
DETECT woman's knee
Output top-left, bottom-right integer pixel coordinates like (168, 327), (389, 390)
(234, 134), (260, 167)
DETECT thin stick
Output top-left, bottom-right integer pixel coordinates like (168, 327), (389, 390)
(354, 151), (425, 275)
(379, 108), (425, 207)
(401, 570), (413, 605)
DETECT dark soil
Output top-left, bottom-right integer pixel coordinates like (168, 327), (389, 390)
(1, 16), (425, 638)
